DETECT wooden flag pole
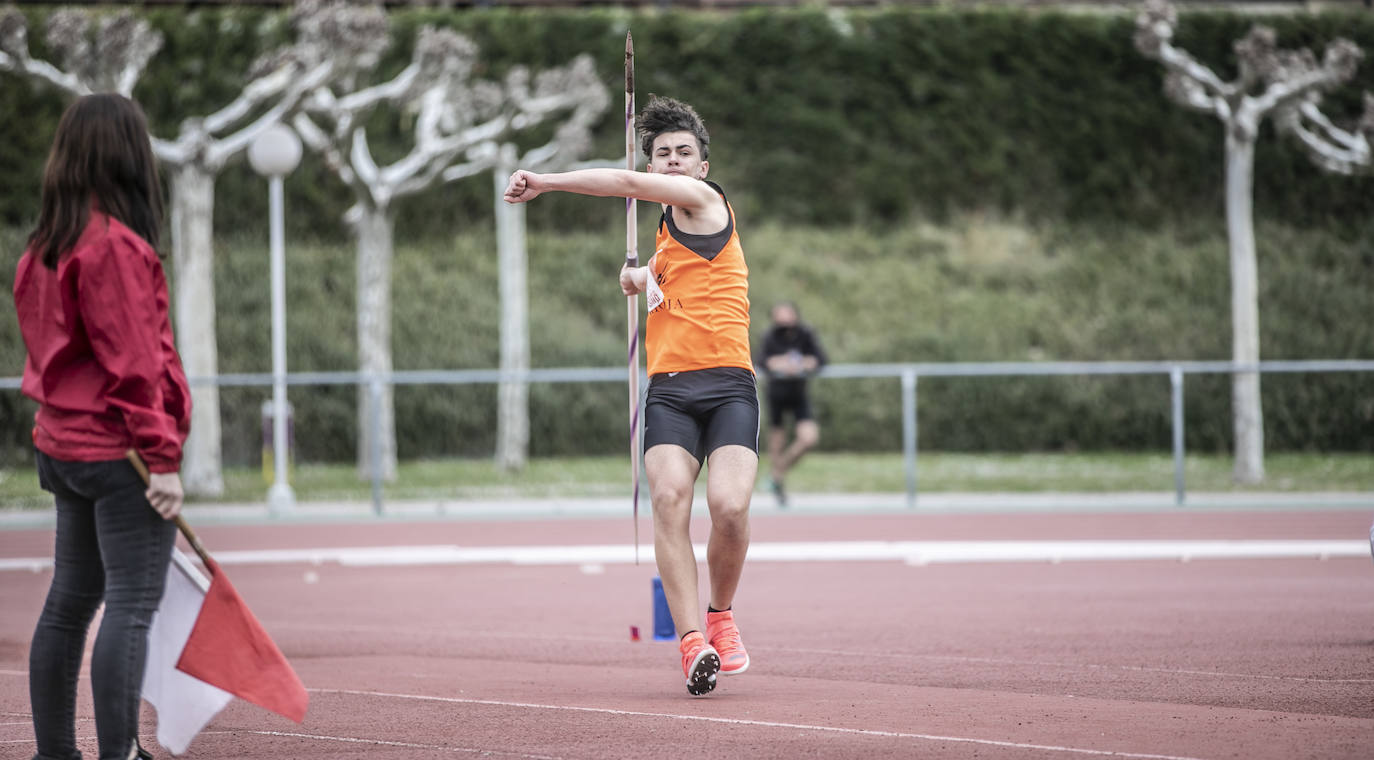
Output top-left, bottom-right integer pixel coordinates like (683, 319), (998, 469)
(125, 449), (213, 568)
(625, 32), (641, 565)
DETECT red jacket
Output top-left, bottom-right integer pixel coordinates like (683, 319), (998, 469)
(14, 212), (191, 473)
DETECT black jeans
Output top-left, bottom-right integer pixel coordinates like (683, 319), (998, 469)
(29, 452), (176, 760)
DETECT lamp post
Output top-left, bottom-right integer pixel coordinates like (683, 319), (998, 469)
(248, 124), (302, 514)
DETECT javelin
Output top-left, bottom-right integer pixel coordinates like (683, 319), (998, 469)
(625, 31), (641, 564)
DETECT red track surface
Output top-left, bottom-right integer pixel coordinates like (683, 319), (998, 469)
(2, 509), (1372, 759)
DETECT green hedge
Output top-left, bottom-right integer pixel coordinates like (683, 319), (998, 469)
(0, 6), (1370, 465)
(7, 215), (1369, 467)
(229, 219), (1374, 462)
(2, 7), (1373, 235)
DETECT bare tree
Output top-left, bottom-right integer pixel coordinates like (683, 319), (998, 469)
(0, 8), (159, 95)
(1276, 86), (1374, 175)
(451, 109), (612, 472)
(2, 5), (332, 496)
(294, 10), (607, 479)
(1135, 0), (1370, 484)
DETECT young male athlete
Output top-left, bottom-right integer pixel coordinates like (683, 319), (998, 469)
(504, 96), (754, 696)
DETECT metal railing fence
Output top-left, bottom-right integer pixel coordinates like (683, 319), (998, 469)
(3, 359), (1371, 513)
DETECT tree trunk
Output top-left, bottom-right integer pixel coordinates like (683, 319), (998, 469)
(1223, 120), (1265, 485)
(169, 165), (224, 496)
(354, 205), (398, 481)
(494, 149), (530, 472)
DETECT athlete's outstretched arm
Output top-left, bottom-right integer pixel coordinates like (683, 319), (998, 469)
(503, 168), (717, 211)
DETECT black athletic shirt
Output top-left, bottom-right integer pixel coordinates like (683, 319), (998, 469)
(758, 323), (827, 394)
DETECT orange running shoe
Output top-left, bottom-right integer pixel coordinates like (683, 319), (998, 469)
(679, 631), (720, 696)
(706, 609), (750, 675)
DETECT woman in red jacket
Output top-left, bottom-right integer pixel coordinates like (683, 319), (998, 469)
(15, 93), (191, 760)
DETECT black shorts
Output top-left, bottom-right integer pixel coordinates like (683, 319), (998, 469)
(644, 367), (760, 465)
(767, 381), (814, 427)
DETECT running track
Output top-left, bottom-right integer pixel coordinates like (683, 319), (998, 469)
(1, 505), (1372, 759)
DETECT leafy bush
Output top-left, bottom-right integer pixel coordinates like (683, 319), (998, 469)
(2, 7), (1372, 234)
(28, 218), (1350, 466)
(0, 6), (1369, 465)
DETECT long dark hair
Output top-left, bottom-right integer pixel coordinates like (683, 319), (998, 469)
(27, 93), (164, 269)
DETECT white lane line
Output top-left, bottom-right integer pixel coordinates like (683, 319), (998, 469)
(1, 539), (1366, 572)
(0, 728), (566, 759)
(311, 687), (1210, 760)
(200, 730), (565, 759)
(782, 648), (1374, 685)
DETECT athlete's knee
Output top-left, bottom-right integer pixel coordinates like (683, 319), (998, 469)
(708, 493), (750, 533)
(651, 479), (694, 517)
(796, 421), (820, 448)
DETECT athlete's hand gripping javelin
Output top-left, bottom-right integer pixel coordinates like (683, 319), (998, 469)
(620, 261), (652, 297)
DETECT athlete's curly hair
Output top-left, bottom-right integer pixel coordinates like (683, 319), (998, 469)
(638, 95), (710, 160)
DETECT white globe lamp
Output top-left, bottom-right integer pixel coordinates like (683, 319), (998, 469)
(250, 124), (302, 513)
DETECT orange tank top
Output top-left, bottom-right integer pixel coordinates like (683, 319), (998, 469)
(645, 181), (753, 376)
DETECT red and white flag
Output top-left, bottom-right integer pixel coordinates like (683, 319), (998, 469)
(143, 548), (308, 755)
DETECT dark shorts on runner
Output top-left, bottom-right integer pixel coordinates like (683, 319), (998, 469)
(766, 381), (814, 428)
(644, 367), (760, 465)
